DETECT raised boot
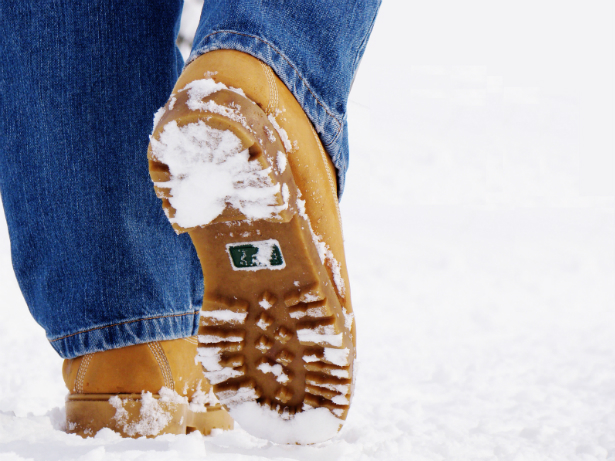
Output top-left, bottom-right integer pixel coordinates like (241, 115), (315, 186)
(148, 50), (355, 444)
(63, 337), (233, 437)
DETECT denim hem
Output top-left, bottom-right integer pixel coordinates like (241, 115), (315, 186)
(48, 309), (201, 359)
(188, 30), (348, 195)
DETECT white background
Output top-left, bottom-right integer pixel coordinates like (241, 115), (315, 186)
(1, 1), (614, 459)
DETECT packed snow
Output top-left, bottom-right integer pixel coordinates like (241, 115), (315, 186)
(296, 196), (347, 297)
(151, 120), (284, 228)
(227, 402), (342, 445)
(258, 298), (273, 310)
(110, 388), (188, 438)
(267, 114), (293, 153)
(200, 310), (247, 325)
(1, 0), (614, 459)
(276, 150), (287, 173)
(256, 362), (289, 384)
(297, 326), (343, 347)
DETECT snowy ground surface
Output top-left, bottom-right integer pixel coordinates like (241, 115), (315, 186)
(1, 1), (614, 460)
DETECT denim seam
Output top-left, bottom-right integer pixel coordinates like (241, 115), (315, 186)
(190, 30), (344, 145)
(48, 310), (200, 343)
(350, 2), (381, 76)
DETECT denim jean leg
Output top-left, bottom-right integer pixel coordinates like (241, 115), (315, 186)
(190, 0), (382, 196)
(0, 0), (204, 358)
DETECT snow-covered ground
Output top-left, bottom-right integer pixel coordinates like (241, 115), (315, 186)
(1, 1), (614, 460)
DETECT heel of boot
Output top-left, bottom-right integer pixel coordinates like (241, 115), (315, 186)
(66, 394), (233, 438)
(148, 85), (298, 234)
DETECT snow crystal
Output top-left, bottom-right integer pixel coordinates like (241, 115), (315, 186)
(181, 79), (252, 132)
(198, 334), (243, 344)
(297, 328), (343, 347)
(158, 387), (188, 405)
(290, 304), (328, 319)
(182, 79), (228, 107)
(195, 346), (228, 382)
(342, 307), (354, 330)
(328, 258), (346, 298)
(259, 298), (272, 309)
(152, 107), (166, 132)
(207, 387), (219, 405)
(254, 240), (275, 266)
(216, 386), (258, 407)
(109, 396), (128, 423)
(203, 367), (244, 385)
(257, 362), (289, 384)
(264, 126), (276, 143)
(311, 325), (336, 335)
(305, 378), (349, 395)
(267, 114), (293, 152)
(302, 294), (320, 303)
(195, 351), (221, 371)
(324, 348), (350, 366)
(109, 388), (186, 437)
(277, 151), (287, 173)
(229, 86), (246, 97)
(188, 381), (218, 412)
(302, 354), (320, 363)
(200, 310), (247, 324)
(329, 369), (350, 379)
(281, 183), (290, 205)
(331, 394), (350, 406)
(296, 197), (346, 297)
(196, 346), (220, 359)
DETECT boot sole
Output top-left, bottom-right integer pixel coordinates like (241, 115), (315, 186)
(148, 87), (354, 443)
(66, 394), (233, 438)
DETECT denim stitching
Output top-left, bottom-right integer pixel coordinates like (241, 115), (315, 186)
(351, 2), (381, 79)
(327, 114), (346, 147)
(192, 30), (344, 141)
(49, 310), (200, 343)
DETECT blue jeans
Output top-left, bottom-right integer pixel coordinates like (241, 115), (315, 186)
(0, 0), (380, 359)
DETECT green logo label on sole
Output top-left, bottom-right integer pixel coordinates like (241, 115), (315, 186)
(226, 239), (285, 271)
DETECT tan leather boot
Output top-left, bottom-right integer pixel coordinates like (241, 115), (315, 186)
(148, 50), (355, 444)
(63, 337), (233, 437)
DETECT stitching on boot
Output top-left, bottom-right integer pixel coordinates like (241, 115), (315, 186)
(147, 342), (175, 390)
(74, 353), (94, 394)
(260, 62), (274, 114)
(270, 68), (279, 114)
(260, 62), (278, 115)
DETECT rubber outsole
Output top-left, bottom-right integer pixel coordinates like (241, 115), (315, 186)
(148, 87), (355, 435)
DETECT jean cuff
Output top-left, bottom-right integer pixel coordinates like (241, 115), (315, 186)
(48, 308), (201, 359)
(188, 30), (348, 195)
